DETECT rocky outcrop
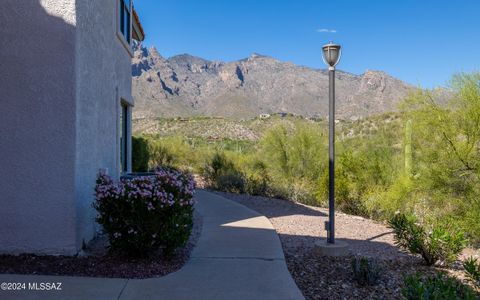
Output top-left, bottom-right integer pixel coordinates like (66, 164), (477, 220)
(132, 45), (415, 120)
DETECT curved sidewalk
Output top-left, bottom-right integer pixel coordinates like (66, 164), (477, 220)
(0, 190), (304, 300)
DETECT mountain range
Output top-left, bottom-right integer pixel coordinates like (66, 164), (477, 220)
(132, 45), (415, 121)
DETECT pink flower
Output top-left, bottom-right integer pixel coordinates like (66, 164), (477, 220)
(147, 202), (155, 211)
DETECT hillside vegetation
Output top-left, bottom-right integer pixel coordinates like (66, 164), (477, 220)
(133, 72), (480, 246)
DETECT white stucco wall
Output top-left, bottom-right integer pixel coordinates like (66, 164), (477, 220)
(74, 0), (134, 249)
(0, 0), (134, 254)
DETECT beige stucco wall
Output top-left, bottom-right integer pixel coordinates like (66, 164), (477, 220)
(0, 0), (134, 254)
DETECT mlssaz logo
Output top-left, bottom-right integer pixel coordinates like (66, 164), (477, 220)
(28, 282), (62, 291)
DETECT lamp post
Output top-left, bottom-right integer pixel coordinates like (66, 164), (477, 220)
(322, 41), (341, 244)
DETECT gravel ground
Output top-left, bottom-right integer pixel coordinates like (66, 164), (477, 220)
(0, 212), (202, 279)
(214, 191), (480, 300)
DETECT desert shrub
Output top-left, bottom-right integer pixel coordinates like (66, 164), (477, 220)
(458, 198), (480, 246)
(147, 136), (214, 174)
(402, 273), (477, 300)
(260, 123), (326, 205)
(93, 167), (195, 257)
(203, 152), (245, 193)
(400, 73), (480, 244)
(463, 257), (480, 287)
(316, 126), (401, 216)
(261, 123), (325, 181)
(364, 176), (415, 220)
(285, 180), (317, 205)
(215, 171), (245, 193)
(204, 152), (232, 180)
(351, 257), (383, 286)
(216, 138), (254, 153)
(388, 213), (467, 266)
(260, 125), (292, 177)
(149, 139), (176, 168)
(243, 160), (271, 196)
(132, 136), (150, 172)
(146, 136), (207, 172)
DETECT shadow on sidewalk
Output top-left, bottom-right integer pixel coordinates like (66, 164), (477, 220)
(208, 190), (414, 260)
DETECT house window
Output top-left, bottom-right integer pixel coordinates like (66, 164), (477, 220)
(119, 0), (131, 44)
(120, 103), (129, 173)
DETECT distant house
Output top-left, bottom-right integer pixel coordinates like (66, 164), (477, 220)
(259, 113), (271, 119)
(0, 0), (144, 254)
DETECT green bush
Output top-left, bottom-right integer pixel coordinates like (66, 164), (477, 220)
(351, 257), (383, 286)
(244, 160), (271, 196)
(203, 152), (246, 193)
(458, 199), (480, 247)
(286, 180), (318, 205)
(316, 134), (400, 217)
(132, 136), (150, 172)
(204, 152), (231, 181)
(402, 273), (477, 300)
(388, 213), (467, 266)
(215, 171), (246, 193)
(364, 175), (415, 220)
(463, 257), (480, 287)
(400, 72), (480, 244)
(259, 123), (327, 205)
(148, 139), (177, 168)
(93, 167), (195, 257)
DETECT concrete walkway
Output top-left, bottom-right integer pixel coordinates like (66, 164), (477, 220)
(0, 190), (304, 300)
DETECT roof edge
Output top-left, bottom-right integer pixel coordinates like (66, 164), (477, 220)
(132, 6), (145, 41)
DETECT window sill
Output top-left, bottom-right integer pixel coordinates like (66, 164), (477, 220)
(116, 31), (134, 58)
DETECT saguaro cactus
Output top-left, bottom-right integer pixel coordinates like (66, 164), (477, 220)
(405, 119), (413, 177)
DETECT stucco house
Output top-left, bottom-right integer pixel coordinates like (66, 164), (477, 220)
(0, 0), (144, 255)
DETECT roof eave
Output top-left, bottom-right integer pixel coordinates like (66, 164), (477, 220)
(132, 7), (145, 42)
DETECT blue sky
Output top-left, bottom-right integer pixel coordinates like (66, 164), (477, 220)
(135, 0), (479, 88)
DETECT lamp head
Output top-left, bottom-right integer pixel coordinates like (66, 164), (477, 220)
(322, 41), (341, 69)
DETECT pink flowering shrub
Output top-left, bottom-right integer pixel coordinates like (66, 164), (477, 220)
(93, 167), (196, 257)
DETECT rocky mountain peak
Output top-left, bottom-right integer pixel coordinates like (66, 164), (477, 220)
(168, 54), (209, 65)
(149, 46), (162, 57)
(132, 48), (415, 120)
(249, 53), (271, 59)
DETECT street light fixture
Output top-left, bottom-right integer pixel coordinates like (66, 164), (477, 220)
(322, 41), (341, 244)
(322, 42), (341, 69)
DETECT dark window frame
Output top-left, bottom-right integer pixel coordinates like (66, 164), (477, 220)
(120, 103), (129, 173)
(119, 0), (131, 44)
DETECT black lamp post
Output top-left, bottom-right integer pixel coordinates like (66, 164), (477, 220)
(322, 41), (341, 244)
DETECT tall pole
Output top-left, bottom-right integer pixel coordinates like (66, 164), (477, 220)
(327, 66), (335, 244)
